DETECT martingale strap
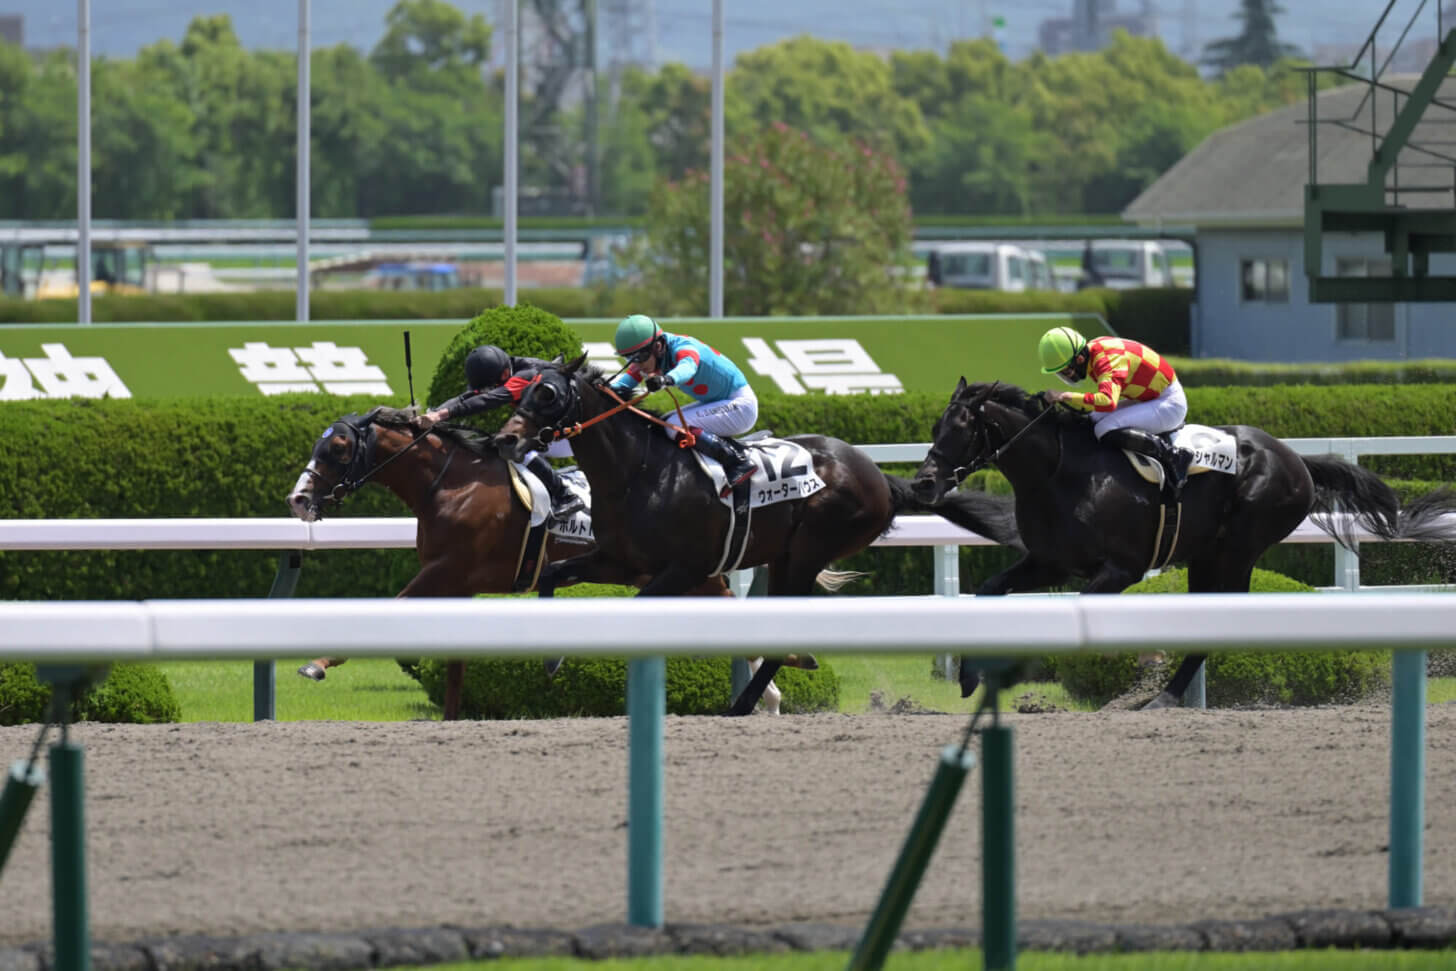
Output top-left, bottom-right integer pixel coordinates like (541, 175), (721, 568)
(711, 480), (755, 576)
(1148, 498), (1183, 572)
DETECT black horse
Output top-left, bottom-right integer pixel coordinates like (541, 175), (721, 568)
(492, 354), (1023, 712)
(912, 379), (1456, 708)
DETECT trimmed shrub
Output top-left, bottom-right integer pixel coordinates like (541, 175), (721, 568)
(0, 664), (52, 726)
(1054, 568), (1390, 707)
(0, 663), (181, 725)
(409, 584), (840, 718)
(415, 654), (839, 718)
(424, 303), (585, 432)
(79, 664), (182, 724)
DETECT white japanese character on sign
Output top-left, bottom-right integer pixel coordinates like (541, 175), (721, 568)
(740, 338), (902, 395)
(742, 338), (805, 393)
(294, 341), (392, 395)
(21, 344), (132, 399)
(0, 351), (39, 400)
(584, 341), (623, 374)
(229, 341), (315, 394)
(228, 341), (392, 396)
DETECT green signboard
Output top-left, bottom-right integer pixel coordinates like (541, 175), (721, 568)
(0, 314), (1105, 403)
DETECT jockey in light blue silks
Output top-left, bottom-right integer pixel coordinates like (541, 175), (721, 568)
(608, 314), (759, 497)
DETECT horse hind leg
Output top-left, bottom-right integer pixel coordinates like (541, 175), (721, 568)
(729, 657), (784, 716)
(746, 657), (782, 715)
(1142, 554), (1256, 710)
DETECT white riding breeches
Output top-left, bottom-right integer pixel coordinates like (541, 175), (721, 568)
(1090, 380), (1188, 438)
(523, 438), (573, 465)
(663, 385), (759, 439)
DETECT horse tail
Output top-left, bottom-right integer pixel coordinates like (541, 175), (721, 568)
(815, 569), (869, 592)
(1301, 454), (1402, 548)
(1391, 486), (1456, 543)
(882, 472), (1023, 549)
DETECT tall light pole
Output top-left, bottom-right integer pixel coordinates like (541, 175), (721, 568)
(710, 0), (723, 318)
(505, 0), (519, 306)
(296, 0), (311, 322)
(77, 0), (91, 324)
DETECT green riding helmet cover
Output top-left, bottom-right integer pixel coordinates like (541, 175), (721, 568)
(614, 314), (662, 356)
(1038, 326), (1088, 374)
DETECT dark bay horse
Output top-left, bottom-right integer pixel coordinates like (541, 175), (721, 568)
(285, 406), (739, 718)
(491, 355), (1024, 712)
(911, 379), (1456, 708)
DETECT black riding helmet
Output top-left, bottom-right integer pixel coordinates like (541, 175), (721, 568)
(464, 345), (512, 390)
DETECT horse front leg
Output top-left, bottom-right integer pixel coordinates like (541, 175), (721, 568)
(958, 554), (1070, 699)
(537, 550), (643, 676)
(395, 563), (477, 721)
(537, 549), (636, 597)
(298, 657), (345, 681)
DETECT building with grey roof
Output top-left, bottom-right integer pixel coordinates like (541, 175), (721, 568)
(1123, 77), (1456, 362)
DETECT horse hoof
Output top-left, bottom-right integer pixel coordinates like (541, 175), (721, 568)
(1141, 691), (1180, 710)
(799, 654), (819, 671)
(544, 657), (564, 678)
(297, 662), (326, 681)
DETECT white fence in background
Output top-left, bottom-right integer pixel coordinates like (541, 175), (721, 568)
(2, 437), (1453, 596)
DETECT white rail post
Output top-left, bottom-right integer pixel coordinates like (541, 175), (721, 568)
(934, 544), (960, 680)
(1334, 442), (1362, 591)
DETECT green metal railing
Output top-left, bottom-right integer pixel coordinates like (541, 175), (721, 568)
(1302, 1), (1456, 301)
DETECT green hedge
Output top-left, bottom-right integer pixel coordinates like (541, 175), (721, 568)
(402, 586), (839, 719)
(1054, 568), (1390, 707)
(424, 303), (584, 428)
(4, 383), (1455, 600)
(414, 655), (838, 718)
(0, 663), (181, 725)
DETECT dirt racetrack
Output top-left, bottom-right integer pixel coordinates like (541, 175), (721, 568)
(2, 705), (1454, 948)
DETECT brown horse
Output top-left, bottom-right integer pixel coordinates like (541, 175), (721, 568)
(284, 406), (801, 718)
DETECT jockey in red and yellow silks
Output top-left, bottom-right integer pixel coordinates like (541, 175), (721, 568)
(1062, 336), (1178, 415)
(1039, 327), (1192, 496)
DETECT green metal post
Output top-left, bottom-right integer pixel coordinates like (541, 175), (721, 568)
(982, 723), (1016, 970)
(1389, 649), (1425, 908)
(626, 656), (664, 927)
(257, 551), (303, 721)
(50, 739), (89, 971)
(0, 760), (44, 877)
(848, 745), (976, 970)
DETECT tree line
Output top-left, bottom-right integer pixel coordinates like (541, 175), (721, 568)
(0, 0), (1327, 222)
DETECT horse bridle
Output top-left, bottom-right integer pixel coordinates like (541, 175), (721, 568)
(523, 372), (685, 448)
(933, 390), (1057, 487)
(303, 411), (434, 515)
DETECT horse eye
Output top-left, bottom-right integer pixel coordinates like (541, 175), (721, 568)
(538, 385), (558, 405)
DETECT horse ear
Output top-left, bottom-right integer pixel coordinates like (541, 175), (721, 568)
(565, 351), (589, 374)
(551, 353), (565, 365)
(953, 377), (968, 400)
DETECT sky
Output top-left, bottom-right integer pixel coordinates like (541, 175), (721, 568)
(0, 0), (1430, 67)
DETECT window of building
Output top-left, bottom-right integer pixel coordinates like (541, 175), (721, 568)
(1335, 258), (1395, 342)
(1240, 258), (1289, 303)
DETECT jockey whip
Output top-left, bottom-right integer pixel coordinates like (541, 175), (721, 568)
(403, 330), (416, 411)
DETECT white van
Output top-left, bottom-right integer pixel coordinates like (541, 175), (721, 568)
(926, 242), (1052, 292)
(1081, 239), (1175, 289)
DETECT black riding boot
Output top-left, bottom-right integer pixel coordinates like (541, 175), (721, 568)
(1099, 427), (1192, 497)
(526, 453), (584, 521)
(692, 430), (757, 498)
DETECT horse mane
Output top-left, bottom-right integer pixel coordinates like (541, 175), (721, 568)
(963, 381), (1091, 434)
(571, 363), (668, 424)
(368, 406), (497, 459)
